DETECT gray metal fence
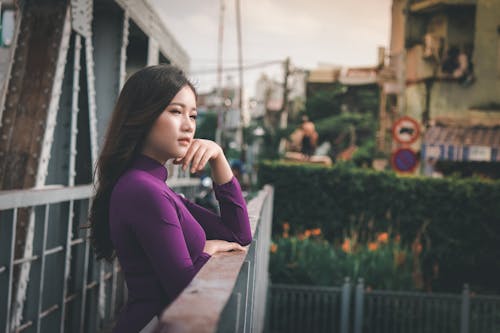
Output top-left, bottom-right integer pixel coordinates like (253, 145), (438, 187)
(0, 181), (200, 333)
(0, 185), (111, 333)
(217, 185), (274, 333)
(266, 279), (500, 333)
(266, 282), (344, 333)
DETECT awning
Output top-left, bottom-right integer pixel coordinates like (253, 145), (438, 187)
(421, 126), (500, 162)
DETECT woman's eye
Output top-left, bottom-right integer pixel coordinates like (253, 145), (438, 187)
(170, 109), (196, 119)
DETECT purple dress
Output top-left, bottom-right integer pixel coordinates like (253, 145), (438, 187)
(109, 153), (252, 332)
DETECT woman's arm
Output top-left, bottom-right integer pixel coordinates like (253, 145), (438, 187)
(208, 147), (233, 185)
(174, 175), (253, 246)
(173, 139), (253, 246)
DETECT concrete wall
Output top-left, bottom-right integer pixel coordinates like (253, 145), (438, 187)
(403, 0), (500, 120)
(471, 0), (500, 107)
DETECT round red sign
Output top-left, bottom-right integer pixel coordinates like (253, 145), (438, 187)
(392, 116), (420, 144)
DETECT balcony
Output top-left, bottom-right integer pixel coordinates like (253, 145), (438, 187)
(156, 185), (274, 333)
(0, 181), (273, 333)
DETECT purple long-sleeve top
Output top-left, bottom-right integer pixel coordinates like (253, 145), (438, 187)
(109, 153), (252, 333)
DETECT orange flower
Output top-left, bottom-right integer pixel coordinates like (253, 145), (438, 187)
(283, 222), (290, 231)
(341, 239), (351, 253)
(368, 242), (378, 251)
(270, 243), (278, 253)
(311, 228), (321, 236)
(282, 231), (289, 239)
(304, 230), (312, 238)
(377, 232), (389, 244)
(297, 233), (306, 240)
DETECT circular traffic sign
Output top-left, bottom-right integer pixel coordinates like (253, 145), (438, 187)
(391, 148), (418, 172)
(392, 116), (420, 144)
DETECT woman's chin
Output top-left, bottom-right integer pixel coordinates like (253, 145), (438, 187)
(173, 149), (188, 158)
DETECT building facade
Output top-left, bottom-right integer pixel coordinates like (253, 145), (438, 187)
(380, 0), (500, 176)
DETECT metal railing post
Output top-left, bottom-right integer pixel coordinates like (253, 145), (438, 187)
(34, 204), (50, 333)
(340, 277), (351, 333)
(218, 292), (242, 333)
(0, 208), (17, 333)
(354, 278), (364, 333)
(247, 239), (257, 333)
(460, 284), (470, 333)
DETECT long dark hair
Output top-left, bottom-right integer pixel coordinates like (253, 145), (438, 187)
(87, 64), (197, 261)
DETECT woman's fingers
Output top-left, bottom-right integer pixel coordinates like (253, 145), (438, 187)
(179, 139), (220, 173)
(190, 146), (208, 173)
(210, 240), (247, 254)
(229, 242), (247, 252)
(194, 149), (211, 172)
(181, 140), (200, 171)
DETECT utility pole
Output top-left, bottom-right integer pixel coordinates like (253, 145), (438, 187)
(278, 57), (291, 154)
(215, 0), (225, 148)
(235, 0), (246, 163)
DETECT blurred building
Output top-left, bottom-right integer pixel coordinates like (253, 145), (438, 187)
(252, 69), (307, 130)
(379, 0), (500, 175)
(306, 62), (381, 116)
(306, 63), (342, 99)
(196, 78), (244, 149)
(252, 73), (283, 129)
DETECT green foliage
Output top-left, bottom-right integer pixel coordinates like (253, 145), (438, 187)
(311, 110), (377, 166)
(352, 139), (376, 167)
(195, 111), (218, 141)
(270, 234), (415, 290)
(314, 112), (376, 142)
(259, 127), (292, 160)
(305, 83), (345, 121)
(353, 88), (380, 114)
(258, 160), (500, 293)
(303, 82), (380, 166)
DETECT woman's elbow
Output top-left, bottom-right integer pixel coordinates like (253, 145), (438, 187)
(237, 233), (253, 247)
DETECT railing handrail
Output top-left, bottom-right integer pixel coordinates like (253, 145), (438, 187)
(0, 178), (201, 211)
(155, 184), (274, 333)
(0, 184), (93, 210)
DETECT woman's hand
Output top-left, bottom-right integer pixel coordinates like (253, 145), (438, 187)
(173, 138), (222, 174)
(203, 239), (247, 256)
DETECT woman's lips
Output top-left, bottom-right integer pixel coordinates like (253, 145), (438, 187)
(178, 139), (190, 145)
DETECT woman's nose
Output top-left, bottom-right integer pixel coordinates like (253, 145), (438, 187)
(181, 115), (195, 132)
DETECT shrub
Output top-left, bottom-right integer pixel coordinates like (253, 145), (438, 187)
(270, 227), (416, 290)
(258, 160), (500, 294)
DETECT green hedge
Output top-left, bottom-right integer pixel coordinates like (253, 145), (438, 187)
(258, 160), (500, 294)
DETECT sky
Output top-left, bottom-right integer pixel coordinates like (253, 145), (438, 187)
(150, 0), (392, 100)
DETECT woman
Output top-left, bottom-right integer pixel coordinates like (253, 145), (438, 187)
(88, 64), (252, 333)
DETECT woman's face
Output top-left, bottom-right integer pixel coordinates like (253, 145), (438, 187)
(142, 85), (197, 162)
